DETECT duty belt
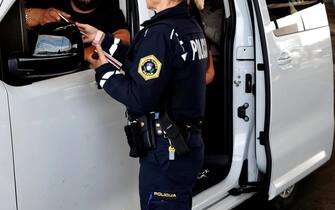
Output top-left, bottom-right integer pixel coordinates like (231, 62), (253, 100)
(126, 111), (202, 155)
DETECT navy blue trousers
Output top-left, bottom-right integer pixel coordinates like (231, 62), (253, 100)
(139, 133), (204, 210)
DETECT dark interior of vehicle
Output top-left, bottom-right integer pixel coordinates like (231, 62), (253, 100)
(193, 0), (235, 195)
(0, 0), (28, 84)
(0, 0), (139, 86)
(0, 0), (86, 86)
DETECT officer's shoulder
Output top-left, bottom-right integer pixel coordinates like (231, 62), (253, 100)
(145, 19), (202, 39)
(146, 23), (174, 36)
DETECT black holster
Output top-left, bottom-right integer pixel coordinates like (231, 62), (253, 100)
(159, 112), (191, 155)
(124, 113), (156, 158)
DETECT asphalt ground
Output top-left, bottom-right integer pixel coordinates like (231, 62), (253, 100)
(234, 3), (335, 210)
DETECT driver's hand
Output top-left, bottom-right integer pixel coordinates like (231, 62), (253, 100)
(38, 8), (70, 25)
(25, 7), (70, 27)
(75, 22), (99, 44)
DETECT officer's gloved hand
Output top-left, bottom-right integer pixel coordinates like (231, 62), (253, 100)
(97, 32), (129, 65)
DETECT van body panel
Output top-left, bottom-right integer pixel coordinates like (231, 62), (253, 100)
(256, 1), (334, 199)
(254, 1), (267, 174)
(232, 0), (257, 183)
(0, 82), (17, 210)
(5, 71), (139, 210)
(137, 0), (154, 27)
(269, 150), (328, 197)
(119, 0), (126, 18)
(0, 0), (15, 22)
(206, 193), (254, 210)
(268, 22), (334, 200)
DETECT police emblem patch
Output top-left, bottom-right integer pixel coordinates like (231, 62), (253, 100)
(138, 55), (162, 81)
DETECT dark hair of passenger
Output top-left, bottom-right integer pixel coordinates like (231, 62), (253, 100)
(71, 0), (100, 11)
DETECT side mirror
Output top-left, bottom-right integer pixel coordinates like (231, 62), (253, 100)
(8, 22), (84, 80)
(8, 52), (82, 79)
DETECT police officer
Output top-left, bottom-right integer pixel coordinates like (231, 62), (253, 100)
(79, 0), (208, 209)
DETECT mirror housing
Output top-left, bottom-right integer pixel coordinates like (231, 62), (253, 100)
(8, 22), (84, 79)
(8, 52), (82, 79)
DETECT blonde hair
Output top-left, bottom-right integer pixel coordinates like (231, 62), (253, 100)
(194, 0), (204, 10)
(187, 0), (204, 10)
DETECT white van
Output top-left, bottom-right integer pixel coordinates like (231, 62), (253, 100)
(0, 0), (333, 209)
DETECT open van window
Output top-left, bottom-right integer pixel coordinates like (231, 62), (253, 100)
(0, 0), (134, 86)
(267, 0), (320, 21)
(0, 0), (85, 85)
(0, 0), (27, 84)
(266, 0), (322, 36)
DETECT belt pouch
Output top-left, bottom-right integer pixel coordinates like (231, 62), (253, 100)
(124, 122), (147, 158)
(137, 114), (156, 150)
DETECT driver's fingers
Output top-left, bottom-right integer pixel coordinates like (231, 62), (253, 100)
(48, 8), (61, 21)
(59, 11), (71, 18)
(75, 22), (87, 30)
(42, 16), (54, 24)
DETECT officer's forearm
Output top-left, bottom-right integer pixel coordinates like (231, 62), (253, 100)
(100, 33), (130, 64)
(96, 62), (164, 115)
(95, 63), (145, 114)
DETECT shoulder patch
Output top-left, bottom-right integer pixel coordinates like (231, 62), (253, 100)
(138, 55), (162, 81)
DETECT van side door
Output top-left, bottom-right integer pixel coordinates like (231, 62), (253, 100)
(254, 0), (334, 199)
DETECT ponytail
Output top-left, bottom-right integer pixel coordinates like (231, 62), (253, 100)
(194, 0), (204, 10)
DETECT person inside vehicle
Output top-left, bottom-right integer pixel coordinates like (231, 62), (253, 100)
(76, 0), (207, 209)
(200, 0), (223, 55)
(24, 0), (130, 60)
(188, 0), (215, 84)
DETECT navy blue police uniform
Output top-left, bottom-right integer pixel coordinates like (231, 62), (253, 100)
(94, 2), (208, 209)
